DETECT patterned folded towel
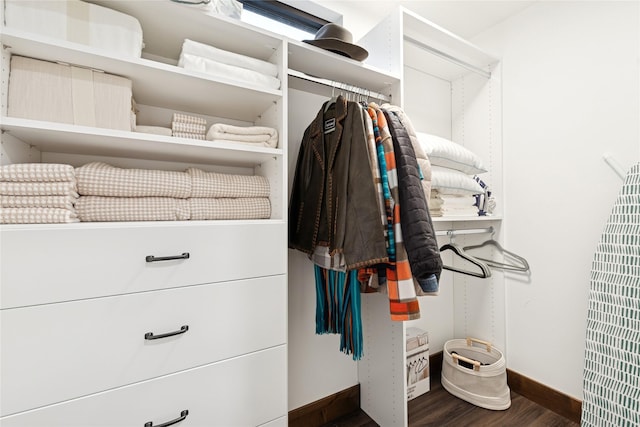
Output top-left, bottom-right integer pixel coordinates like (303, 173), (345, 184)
(172, 122), (206, 134)
(172, 132), (206, 140)
(187, 168), (270, 198)
(1, 207), (79, 224)
(1, 163), (75, 182)
(189, 198), (271, 220)
(206, 123), (278, 148)
(76, 162), (191, 198)
(1, 194), (78, 210)
(172, 113), (206, 126)
(76, 197), (190, 222)
(0, 181), (78, 196)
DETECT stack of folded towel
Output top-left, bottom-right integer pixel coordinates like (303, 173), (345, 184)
(0, 163), (79, 224)
(429, 190), (479, 217)
(75, 162), (191, 222)
(206, 123), (278, 148)
(172, 113), (207, 140)
(187, 167), (271, 220)
(73, 162), (270, 222)
(178, 38), (280, 91)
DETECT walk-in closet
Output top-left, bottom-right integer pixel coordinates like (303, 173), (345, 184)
(1, 1), (639, 427)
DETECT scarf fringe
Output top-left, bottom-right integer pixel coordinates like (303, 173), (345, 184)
(315, 266), (363, 360)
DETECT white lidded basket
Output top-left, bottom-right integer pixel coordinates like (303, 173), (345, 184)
(441, 337), (511, 410)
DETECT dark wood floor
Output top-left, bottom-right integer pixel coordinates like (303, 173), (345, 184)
(320, 373), (579, 427)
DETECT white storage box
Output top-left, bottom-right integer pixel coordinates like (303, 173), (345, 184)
(8, 56), (134, 131)
(441, 337), (511, 410)
(406, 327), (430, 401)
(4, 0), (143, 58)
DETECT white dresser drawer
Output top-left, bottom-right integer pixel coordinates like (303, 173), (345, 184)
(0, 346), (287, 427)
(0, 221), (286, 308)
(1, 276), (286, 416)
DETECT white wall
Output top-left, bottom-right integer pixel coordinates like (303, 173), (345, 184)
(472, 1), (640, 399)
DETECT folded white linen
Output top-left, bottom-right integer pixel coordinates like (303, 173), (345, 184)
(1, 194), (77, 210)
(76, 196), (190, 222)
(1, 207), (79, 224)
(180, 53), (281, 90)
(180, 38), (278, 77)
(134, 126), (173, 136)
(208, 139), (276, 148)
(438, 209), (479, 217)
(187, 168), (270, 198)
(1, 163), (75, 182)
(427, 198), (443, 209)
(189, 197), (271, 220)
(440, 195), (476, 207)
(206, 123), (278, 148)
(76, 162), (191, 198)
(0, 181), (77, 196)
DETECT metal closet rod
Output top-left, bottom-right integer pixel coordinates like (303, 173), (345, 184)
(403, 35), (491, 80)
(435, 226), (494, 237)
(287, 69), (392, 103)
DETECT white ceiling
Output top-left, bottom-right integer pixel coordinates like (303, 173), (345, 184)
(315, 1), (536, 41)
(398, 1), (536, 39)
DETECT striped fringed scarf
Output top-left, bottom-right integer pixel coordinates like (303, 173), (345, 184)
(314, 266), (363, 360)
(360, 105), (420, 321)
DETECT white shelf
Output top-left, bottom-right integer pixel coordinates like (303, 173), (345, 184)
(86, 0), (283, 62)
(1, 117), (282, 167)
(1, 28), (281, 122)
(401, 8), (499, 81)
(287, 39), (400, 97)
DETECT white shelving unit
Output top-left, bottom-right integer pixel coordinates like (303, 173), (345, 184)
(0, 1), (287, 425)
(357, 7), (504, 426)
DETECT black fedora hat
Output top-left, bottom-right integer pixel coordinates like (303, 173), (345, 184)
(303, 23), (369, 62)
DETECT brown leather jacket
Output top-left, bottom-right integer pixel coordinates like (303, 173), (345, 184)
(288, 96), (388, 270)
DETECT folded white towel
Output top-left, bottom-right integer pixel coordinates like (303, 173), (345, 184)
(180, 53), (281, 90)
(206, 123), (278, 148)
(134, 126), (173, 137)
(180, 38), (278, 77)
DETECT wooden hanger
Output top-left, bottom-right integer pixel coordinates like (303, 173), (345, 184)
(439, 242), (492, 278)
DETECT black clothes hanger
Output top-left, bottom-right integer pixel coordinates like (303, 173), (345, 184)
(463, 239), (530, 272)
(439, 242), (492, 278)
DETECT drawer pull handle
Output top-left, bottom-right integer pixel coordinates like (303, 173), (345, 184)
(145, 252), (190, 263)
(144, 409), (189, 427)
(145, 325), (189, 340)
